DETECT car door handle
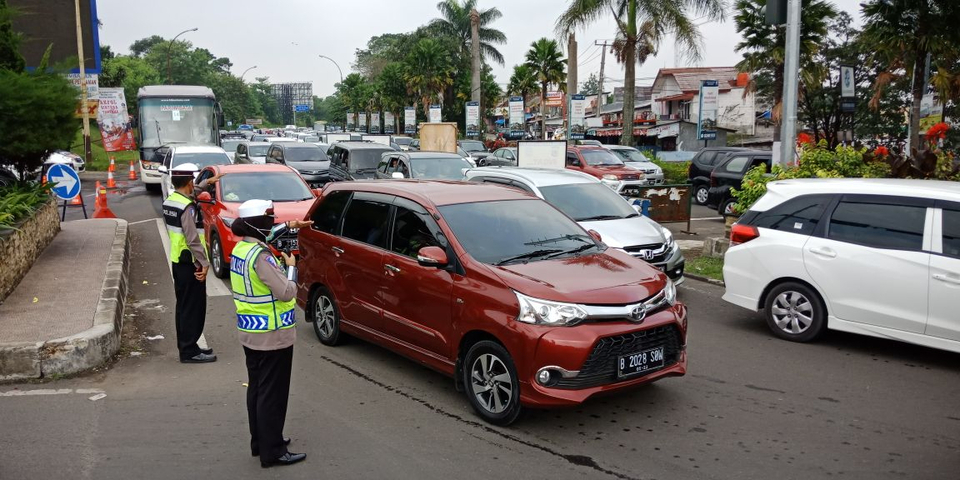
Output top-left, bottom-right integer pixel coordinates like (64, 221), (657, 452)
(331, 246), (344, 255)
(933, 273), (960, 285)
(808, 247), (837, 258)
(384, 264), (401, 274)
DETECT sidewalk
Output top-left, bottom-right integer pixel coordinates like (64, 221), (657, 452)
(0, 219), (129, 381)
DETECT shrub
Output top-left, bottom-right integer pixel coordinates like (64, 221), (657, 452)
(651, 159), (690, 185)
(0, 181), (53, 231)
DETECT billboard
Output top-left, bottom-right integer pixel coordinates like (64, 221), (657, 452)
(67, 73), (99, 117)
(96, 88), (136, 152)
(346, 112), (355, 131)
(545, 91), (564, 107)
(569, 94), (586, 140)
(370, 112), (381, 134)
(384, 111), (395, 134)
(404, 107), (416, 134)
(429, 104), (442, 123)
(358, 112), (368, 133)
(10, 0), (101, 73)
(697, 80), (719, 140)
(509, 96), (524, 139)
(517, 141), (566, 170)
(465, 101), (480, 137)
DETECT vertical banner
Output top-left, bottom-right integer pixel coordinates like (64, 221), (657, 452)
(839, 65), (856, 114)
(68, 73), (99, 118)
(465, 101), (480, 137)
(359, 112), (368, 133)
(509, 96), (524, 139)
(569, 94), (586, 140)
(370, 112), (381, 134)
(96, 88), (137, 151)
(429, 104), (442, 123)
(404, 107), (416, 134)
(384, 111), (396, 134)
(347, 112), (355, 131)
(697, 80), (719, 140)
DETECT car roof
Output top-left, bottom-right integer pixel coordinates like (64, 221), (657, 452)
(325, 180), (535, 206)
(240, 141), (271, 146)
(604, 145), (635, 150)
(171, 145), (228, 153)
(403, 151), (465, 159)
(277, 143), (322, 148)
(334, 142), (396, 150)
(568, 145), (608, 152)
(465, 167), (599, 187)
(766, 178), (960, 203)
(209, 164), (299, 174)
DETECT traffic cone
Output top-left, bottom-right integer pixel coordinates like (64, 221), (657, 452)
(93, 181), (116, 219)
(107, 169), (117, 188)
(69, 192), (83, 205)
(128, 160), (137, 180)
(41, 174), (46, 185)
(108, 156), (116, 172)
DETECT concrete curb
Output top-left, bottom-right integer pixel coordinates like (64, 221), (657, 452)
(684, 273), (725, 287)
(0, 220), (129, 381)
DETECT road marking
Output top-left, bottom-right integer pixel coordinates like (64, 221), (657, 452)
(0, 388), (104, 397)
(691, 216), (723, 221)
(154, 219), (232, 297)
(128, 218), (158, 225)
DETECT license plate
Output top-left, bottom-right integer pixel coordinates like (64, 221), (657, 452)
(276, 237), (298, 251)
(617, 346), (665, 378)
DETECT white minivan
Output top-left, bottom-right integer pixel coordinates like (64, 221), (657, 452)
(722, 178), (960, 353)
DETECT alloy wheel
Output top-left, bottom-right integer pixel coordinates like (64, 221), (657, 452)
(470, 353), (514, 414)
(211, 238), (222, 274)
(315, 295), (336, 339)
(771, 291), (814, 334)
(696, 187), (709, 204)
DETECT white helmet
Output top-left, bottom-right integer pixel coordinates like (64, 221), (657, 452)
(238, 199), (274, 218)
(170, 162), (200, 178)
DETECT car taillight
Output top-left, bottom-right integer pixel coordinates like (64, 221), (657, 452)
(730, 224), (759, 246)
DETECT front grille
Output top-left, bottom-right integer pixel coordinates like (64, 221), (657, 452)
(554, 324), (683, 389)
(621, 174), (641, 181)
(623, 242), (669, 263)
(642, 169), (658, 175)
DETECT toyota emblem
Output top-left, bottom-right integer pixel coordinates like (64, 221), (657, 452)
(631, 306), (647, 322)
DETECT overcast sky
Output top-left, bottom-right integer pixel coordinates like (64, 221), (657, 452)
(97, 0), (865, 98)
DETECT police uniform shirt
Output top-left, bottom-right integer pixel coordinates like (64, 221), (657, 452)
(237, 237), (297, 351)
(179, 203), (210, 268)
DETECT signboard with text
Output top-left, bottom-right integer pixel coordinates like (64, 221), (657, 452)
(509, 96), (524, 139)
(347, 112), (355, 131)
(465, 101), (480, 137)
(697, 80), (719, 140)
(96, 88), (136, 152)
(358, 112), (368, 133)
(429, 104), (442, 123)
(384, 111), (395, 134)
(370, 112), (381, 134)
(569, 94), (586, 140)
(404, 107), (416, 134)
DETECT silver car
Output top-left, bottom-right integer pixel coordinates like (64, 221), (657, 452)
(464, 167), (685, 282)
(606, 145), (664, 185)
(234, 141), (272, 164)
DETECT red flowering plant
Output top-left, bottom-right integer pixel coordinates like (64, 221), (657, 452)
(926, 122), (950, 144)
(874, 145), (889, 158)
(796, 132), (814, 147)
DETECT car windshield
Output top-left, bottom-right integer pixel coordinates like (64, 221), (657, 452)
(439, 199), (600, 265)
(349, 148), (394, 171)
(219, 172), (313, 203)
(460, 141), (485, 152)
(248, 145), (270, 157)
(580, 149), (625, 166)
(393, 137), (413, 146)
(221, 140), (242, 153)
(610, 148), (649, 162)
(173, 152), (231, 168)
(540, 183), (637, 222)
(409, 157), (471, 179)
(285, 146), (328, 162)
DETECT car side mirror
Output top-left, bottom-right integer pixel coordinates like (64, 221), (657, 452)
(417, 246), (448, 268)
(587, 229), (602, 242)
(158, 166), (168, 174)
(196, 191), (213, 204)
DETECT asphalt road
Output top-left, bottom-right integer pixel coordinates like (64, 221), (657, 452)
(2, 181), (958, 479)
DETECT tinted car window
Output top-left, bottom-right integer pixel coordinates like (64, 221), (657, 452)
(540, 183), (636, 222)
(220, 172), (312, 203)
(749, 194), (830, 236)
(284, 145), (328, 162)
(346, 148), (392, 172)
(311, 190), (350, 234)
(724, 156), (749, 172)
(943, 209), (960, 259)
(391, 207), (442, 257)
(410, 157), (471, 179)
(248, 144), (269, 157)
(580, 149), (625, 166)
(460, 140), (486, 152)
(341, 198), (392, 248)
(698, 151), (716, 165)
(828, 201), (926, 251)
(173, 152), (231, 168)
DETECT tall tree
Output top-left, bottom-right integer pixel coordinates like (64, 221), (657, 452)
(734, 0), (837, 142)
(429, 0), (507, 66)
(557, 0), (725, 146)
(0, 0), (25, 72)
(337, 73), (371, 127)
(508, 63), (540, 103)
(861, 0), (960, 152)
(525, 38), (566, 139)
(403, 38), (455, 117)
(129, 35), (165, 58)
(580, 72), (600, 95)
(378, 62), (410, 132)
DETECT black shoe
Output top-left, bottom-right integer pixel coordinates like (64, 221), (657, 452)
(180, 353), (217, 363)
(261, 452), (306, 468)
(251, 438), (291, 457)
(200, 348), (213, 355)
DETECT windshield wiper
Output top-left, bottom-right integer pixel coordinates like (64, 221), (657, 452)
(624, 212), (640, 218)
(525, 233), (594, 246)
(354, 167), (378, 173)
(494, 249), (564, 266)
(543, 243), (597, 259)
(577, 214), (623, 222)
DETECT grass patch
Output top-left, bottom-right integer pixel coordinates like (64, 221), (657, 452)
(70, 127), (140, 171)
(686, 256), (724, 282)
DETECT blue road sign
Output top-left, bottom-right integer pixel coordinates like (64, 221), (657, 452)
(47, 164), (81, 200)
(294, 105), (310, 112)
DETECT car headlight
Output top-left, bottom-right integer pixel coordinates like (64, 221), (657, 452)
(661, 226), (675, 250)
(221, 217), (236, 227)
(515, 291), (588, 326)
(141, 161), (160, 170)
(602, 174), (619, 181)
(663, 278), (677, 306)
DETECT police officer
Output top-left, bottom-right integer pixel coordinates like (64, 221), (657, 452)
(230, 199), (312, 468)
(162, 163), (217, 364)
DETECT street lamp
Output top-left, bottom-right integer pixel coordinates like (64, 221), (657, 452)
(318, 55), (344, 129)
(166, 27), (198, 84)
(239, 65), (258, 83)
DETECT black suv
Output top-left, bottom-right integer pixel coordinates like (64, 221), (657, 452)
(265, 142), (330, 187)
(707, 150), (772, 215)
(688, 147), (750, 205)
(327, 141), (396, 181)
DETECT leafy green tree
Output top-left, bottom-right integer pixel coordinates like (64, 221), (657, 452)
(354, 33), (416, 79)
(338, 73), (372, 127)
(403, 38), (455, 117)
(129, 35), (165, 58)
(734, 0), (837, 142)
(579, 72), (600, 95)
(207, 73), (258, 125)
(377, 62), (410, 132)
(429, 0), (507, 66)
(251, 77), (281, 125)
(525, 38), (565, 139)
(98, 54), (161, 118)
(0, 0), (25, 72)
(557, 0), (725, 146)
(508, 63), (540, 103)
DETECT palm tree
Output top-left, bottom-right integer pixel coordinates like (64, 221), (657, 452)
(507, 64), (540, 104)
(861, 0), (960, 153)
(404, 38), (455, 118)
(557, 0), (725, 146)
(525, 38), (566, 139)
(337, 73), (370, 129)
(734, 0), (837, 143)
(378, 62), (409, 133)
(430, 0), (507, 66)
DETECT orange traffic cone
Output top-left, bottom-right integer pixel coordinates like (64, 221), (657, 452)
(108, 156), (116, 172)
(69, 192), (83, 205)
(93, 181), (116, 219)
(128, 160), (137, 180)
(41, 174), (46, 185)
(107, 169), (117, 188)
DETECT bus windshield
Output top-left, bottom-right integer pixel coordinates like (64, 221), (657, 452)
(139, 97), (217, 148)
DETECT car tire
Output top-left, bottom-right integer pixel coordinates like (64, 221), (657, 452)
(462, 340), (522, 426)
(146, 183), (160, 193)
(210, 233), (228, 279)
(310, 286), (344, 346)
(694, 184), (709, 205)
(763, 282), (827, 343)
(719, 198), (737, 216)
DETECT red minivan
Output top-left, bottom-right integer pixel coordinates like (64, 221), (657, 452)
(297, 180), (687, 425)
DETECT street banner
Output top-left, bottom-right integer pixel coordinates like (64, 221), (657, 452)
(96, 88), (136, 152)
(465, 101), (480, 137)
(546, 91), (563, 107)
(569, 94), (586, 140)
(371, 112), (381, 134)
(404, 107), (416, 134)
(509, 96), (524, 139)
(359, 112), (368, 133)
(840, 66), (855, 98)
(384, 111), (395, 134)
(347, 112), (355, 131)
(67, 73), (99, 118)
(697, 80), (719, 140)
(919, 93), (943, 133)
(429, 104), (442, 123)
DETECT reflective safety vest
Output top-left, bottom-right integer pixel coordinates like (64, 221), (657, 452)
(230, 240), (296, 333)
(162, 191), (205, 263)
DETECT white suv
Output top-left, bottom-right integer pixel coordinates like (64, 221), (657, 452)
(722, 178), (960, 353)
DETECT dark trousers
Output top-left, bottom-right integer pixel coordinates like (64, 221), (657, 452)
(172, 256), (206, 360)
(244, 345), (293, 461)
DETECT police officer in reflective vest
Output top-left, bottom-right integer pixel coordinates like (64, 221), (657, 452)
(162, 163), (217, 364)
(230, 199), (312, 468)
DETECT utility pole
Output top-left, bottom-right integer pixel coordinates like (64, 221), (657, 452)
(566, 33), (577, 142)
(596, 41), (611, 115)
(74, 0), (91, 166)
(469, 9), (482, 137)
(778, 0), (801, 166)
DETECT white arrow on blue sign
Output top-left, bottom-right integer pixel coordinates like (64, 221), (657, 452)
(47, 164), (81, 201)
